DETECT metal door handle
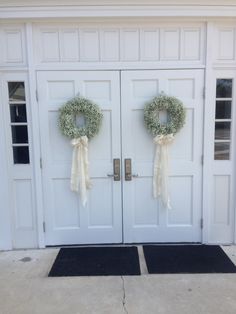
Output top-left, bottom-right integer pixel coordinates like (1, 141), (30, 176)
(107, 174), (119, 179)
(125, 158), (138, 181)
(107, 158), (120, 181)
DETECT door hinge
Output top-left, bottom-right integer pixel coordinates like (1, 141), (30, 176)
(201, 155), (204, 165)
(203, 87), (205, 99)
(200, 218), (203, 229)
(43, 222), (46, 233)
(35, 90), (38, 102)
(40, 157), (43, 169)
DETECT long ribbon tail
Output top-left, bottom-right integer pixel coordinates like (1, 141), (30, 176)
(70, 136), (91, 207)
(161, 143), (171, 209)
(71, 146), (79, 192)
(153, 144), (161, 198)
(79, 144), (87, 207)
(153, 134), (174, 209)
(84, 142), (92, 190)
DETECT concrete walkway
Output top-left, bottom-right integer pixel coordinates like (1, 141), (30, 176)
(0, 246), (236, 314)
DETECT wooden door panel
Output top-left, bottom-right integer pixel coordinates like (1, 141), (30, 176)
(37, 71), (122, 245)
(121, 69), (204, 243)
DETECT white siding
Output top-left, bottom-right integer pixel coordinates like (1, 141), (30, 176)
(0, 19), (236, 249)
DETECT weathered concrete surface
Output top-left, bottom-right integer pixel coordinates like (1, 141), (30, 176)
(0, 246), (235, 314)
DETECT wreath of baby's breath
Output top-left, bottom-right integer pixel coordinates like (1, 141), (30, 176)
(59, 96), (103, 140)
(144, 94), (186, 136)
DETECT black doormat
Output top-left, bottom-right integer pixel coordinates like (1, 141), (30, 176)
(143, 245), (236, 274)
(48, 246), (141, 276)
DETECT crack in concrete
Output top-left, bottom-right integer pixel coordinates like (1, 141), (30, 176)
(121, 276), (128, 314)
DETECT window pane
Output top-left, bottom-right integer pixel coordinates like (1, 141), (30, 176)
(215, 101), (232, 119)
(215, 122), (231, 140)
(10, 104), (27, 122)
(214, 142), (230, 160)
(216, 79), (232, 98)
(11, 126), (28, 144)
(8, 82), (25, 101)
(13, 146), (30, 164)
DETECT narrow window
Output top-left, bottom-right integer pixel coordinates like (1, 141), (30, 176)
(7, 82), (30, 164)
(214, 79), (233, 160)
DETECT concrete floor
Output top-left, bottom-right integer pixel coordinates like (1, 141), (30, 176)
(0, 246), (236, 314)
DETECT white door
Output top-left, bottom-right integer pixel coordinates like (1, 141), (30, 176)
(37, 69), (204, 245)
(122, 70), (204, 243)
(37, 71), (122, 245)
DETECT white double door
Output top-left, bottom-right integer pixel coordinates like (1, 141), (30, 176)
(37, 69), (204, 245)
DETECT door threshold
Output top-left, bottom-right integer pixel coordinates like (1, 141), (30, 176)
(46, 241), (202, 248)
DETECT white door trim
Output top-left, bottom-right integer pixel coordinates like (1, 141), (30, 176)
(0, 73), (13, 250)
(26, 22), (45, 248)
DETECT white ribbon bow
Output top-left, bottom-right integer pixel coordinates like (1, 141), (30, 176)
(70, 136), (92, 207)
(153, 134), (174, 209)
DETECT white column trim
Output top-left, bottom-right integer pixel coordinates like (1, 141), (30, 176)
(26, 22), (45, 248)
(202, 21), (214, 244)
(0, 74), (13, 250)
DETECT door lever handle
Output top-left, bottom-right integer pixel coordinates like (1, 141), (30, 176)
(107, 174), (119, 178)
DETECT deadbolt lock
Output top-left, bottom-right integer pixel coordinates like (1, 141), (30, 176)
(107, 158), (120, 181)
(125, 158), (132, 181)
(124, 158), (139, 181)
(113, 158), (120, 181)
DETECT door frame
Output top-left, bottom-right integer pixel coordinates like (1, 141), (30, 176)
(34, 67), (215, 247)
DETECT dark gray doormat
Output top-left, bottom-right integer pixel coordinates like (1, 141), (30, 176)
(143, 245), (236, 274)
(48, 246), (141, 276)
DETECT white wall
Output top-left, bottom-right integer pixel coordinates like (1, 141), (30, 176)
(0, 18), (235, 249)
(0, 24), (38, 249)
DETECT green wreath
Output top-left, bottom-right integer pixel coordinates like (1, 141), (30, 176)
(144, 94), (186, 136)
(59, 96), (103, 140)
